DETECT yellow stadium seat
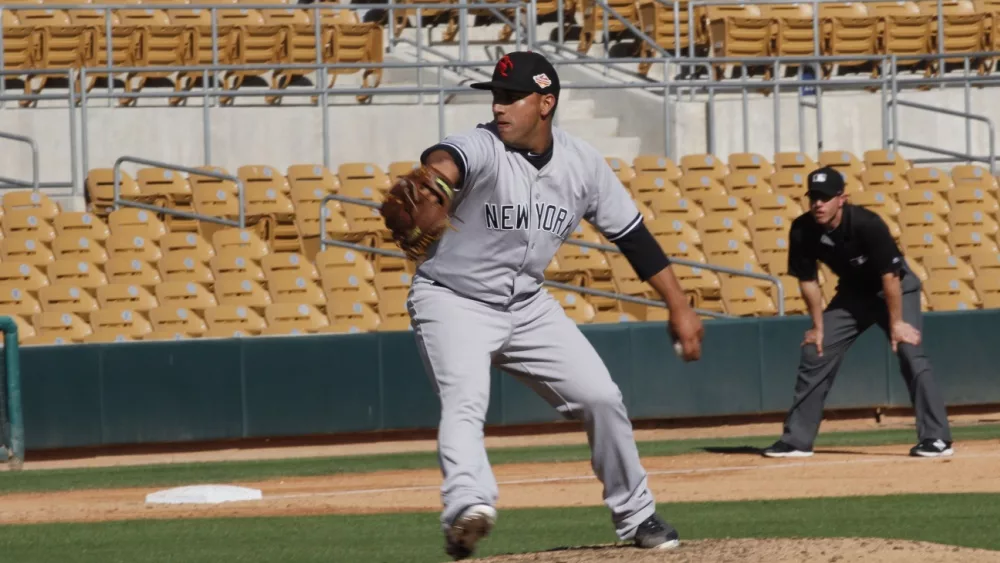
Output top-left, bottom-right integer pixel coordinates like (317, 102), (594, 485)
(51, 234), (107, 265)
(387, 161), (420, 182)
(90, 308), (153, 339)
(701, 194), (754, 222)
(214, 278), (272, 312)
(678, 173), (728, 202)
(160, 231), (216, 263)
(897, 189), (951, 215)
(947, 226), (1000, 256)
(696, 214), (750, 242)
(155, 281), (218, 314)
(969, 251), (1000, 278)
(773, 151), (818, 173)
(946, 186), (1000, 214)
(721, 278), (778, 317)
(680, 154), (728, 181)
(321, 269), (379, 307)
(725, 171), (773, 200)
(264, 302), (330, 334)
(950, 164), (998, 189)
(851, 191), (902, 217)
(204, 304), (268, 335)
(0, 262), (49, 295)
(651, 194), (705, 224)
(46, 260), (107, 294)
(149, 306), (208, 336)
(750, 192), (805, 219)
(2, 191), (60, 219)
(948, 206), (999, 234)
(212, 228), (271, 261)
(900, 231), (951, 259)
(898, 209), (951, 237)
(925, 277), (980, 311)
(106, 256), (164, 288)
(38, 284), (99, 319)
(861, 169), (909, 195)
(326, 299), (380, 332)
(863, 149), (910, 175)
(97, 283), (158, 313)
(267, 271), (326, 307)
(210, 249), (267, 285)
(819, 150), (865, 178)
(923, 253), (976, 282)
(905, 167), (954, 192)
(768, 169), (810, 200)
(108, 208), (167, 241)
(2, 208), (56, 243)
(31, 311), (93, 343)
(973, 275), (1000, 308)
(0, 284), (43, 318)
(2, 235), (55, 267)
(315, 247), (376, 282)
(53, 211), (110, 242)
(632, 155), (683, 181)
(107, 233), (162, 264)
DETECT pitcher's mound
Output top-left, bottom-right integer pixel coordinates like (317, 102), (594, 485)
(476, 538), (999, 563)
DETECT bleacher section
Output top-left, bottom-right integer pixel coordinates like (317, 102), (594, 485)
(0, 149), (995, 345)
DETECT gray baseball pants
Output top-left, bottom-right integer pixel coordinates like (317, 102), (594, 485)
(406, 276), (657, 541)
(780, 277), (952, 451)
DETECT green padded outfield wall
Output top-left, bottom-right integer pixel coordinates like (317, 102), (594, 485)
(18, 310), (1000, 451)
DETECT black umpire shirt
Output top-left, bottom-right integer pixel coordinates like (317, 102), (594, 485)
(787, 203), (913, 296)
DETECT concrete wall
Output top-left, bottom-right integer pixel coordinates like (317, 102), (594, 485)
(0, 87), (996, 196)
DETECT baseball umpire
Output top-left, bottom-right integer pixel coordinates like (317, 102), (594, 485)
(379, 51), (705, 560)
(762, 166), (954, 459)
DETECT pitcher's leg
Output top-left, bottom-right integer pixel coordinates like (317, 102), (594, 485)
(496, 293), (660, 543)
(408, 281), (509, 528)
(776, 295), (871, 452)
(876, 288), (953, 447)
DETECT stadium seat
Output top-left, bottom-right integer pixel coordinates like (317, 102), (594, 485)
(53, 211), (110, 242)
(923, 253), (976, 282)
(2, 191), (60, 220)
(720, 278), (778, 316)
(950, 164), (998, 189)
(267, 271), (326, 307)
(155, 281), (218, 314)
(150, 306), (208, 336)
(106, 256), (164, 288)
(2, 235), (56, 266)
(264, 302), (330, 333)
(924, 277), (981, 311)
(108, 208), (167, 241)
(38, 284), (100, 319)
(107, 233), (162, 264)
(947, 226), (1000, 256)
(326, 299), (381, 331)
(31, 311), (93, 343)
(204, 304), (268, 335)
(158, 253), (215, 285)
(160, 231), (216, 263)
(97, 283), (158, 313)
(897, 189), (951, 215)
(973, 275), (1000, 308)
(0, 262), (49, 295)
(90, 308), (153, 339)
(905, 167), (954, 192)
(47, 259), (107, 294)
(898, 208), (952, 237)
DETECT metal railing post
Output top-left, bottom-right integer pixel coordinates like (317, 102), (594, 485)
(0, 316), (23, 472)
(0, 131), (40, 192)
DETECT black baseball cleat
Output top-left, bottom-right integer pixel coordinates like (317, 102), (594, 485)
(910, 438), (954, 458)
(633, 513), (680, 550)
(761, 440), (814, 458)
(444, 504), (497, 560)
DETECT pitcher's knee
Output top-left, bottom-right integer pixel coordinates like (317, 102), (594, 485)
(570, 387), (626, 420)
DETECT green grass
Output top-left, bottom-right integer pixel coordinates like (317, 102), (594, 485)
(2, 423), (998, 495)
(0, 494), (997, 563)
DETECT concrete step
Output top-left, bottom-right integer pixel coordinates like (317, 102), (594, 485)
(583, 135), (642, 162)
(557, 116), (620, 138)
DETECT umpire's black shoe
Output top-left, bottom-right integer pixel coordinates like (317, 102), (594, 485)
(761, 440), (814, 458)
(910, 438), (954, 458)
(634, 513), (680, 550)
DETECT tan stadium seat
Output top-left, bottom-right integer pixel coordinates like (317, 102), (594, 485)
(969, 251), (1000, 278)
(267, 271), (326, 307)
(85, 169), (140, 217)
(326, 299), (381, 332)
(155, 281), (218, 314)
(210, 250), (266, 285)
(136, 167), (192, 205)
(669, 264), (723, 309)
(819, 150), (865, 178)
(107, 233), (162, 264)
(0, 262), (49, 295)
(288, 164), (340, 197)
(373, 271), (413, 295)
(632, 156), (682, 181)
(948, 206), (999, 234)
(165, 8), (238, 103)
(870, 2), (932, 71)
(68, 8), (139, 97)
(46, 260), (107, 294)
(905, 167), (954, 192)
(53, 211), (110, 242)
(923, 254), (976, 282)
(946, 186), (1000, 214)
(766, 4), (818, 72)
(38, 284), (99, 318)
(315, 247), (376, 282)
(898, 209), (951, 237)
(158, 253), (215, 285)
(263, 302), (329, 334)
(97, 283), (158, 313)
(861, 169), (909, 195)
(750, 193), (805, 219)
(51, 234), (107, 265)
(900, 231), (952, 258)
(262, 252), (318, 283)
(701, 194), (754, 222)
(818, 3), (878, 77)
(863, 149), (911, 175)
(721, 279), (778, 316)
(1, 11), (34, 87)
(13, 10), (94, 106)
(2, 191), (60, 220)
(647, 216), (702, 245)
(81, 331), (139, 344)
(141, 330), (193, 341)
(773, 274), (808, 315)
(973, 275), (1000, 308)
(238, 165), (289, 194)
(115, 9), (187, 104)
(605, 158), (635, 188)
(897, 189), (951, 215)
(728, 153), (774, 178)
(592, 310), (639, 324)
(851, 191), (902, 217)
(337, 165), (390, 204)
(1, 235), (55, 266)
(751, 231), (791, 264)
(90, 308), (153, 339)
(918, 1), (987, 74)
(702, 234), (758, 261)
(344, 205), (388, 236)
(108, 208), (167, 241)
(160, 231), (216, 263)
(747, 211), (791, 234)
(321, 268), (379, 307)
(0, 284), (43, 318)
(651, 194), (705, 225)
(149, 306), (208, 336)
(106, 256), (164, 288)
(874, 209), (903, 240)
(678, 174), (728, 202)
(204, 304), (267, 335)
(680, 154), (728, 181)
(213, 228), (270, 261)
(547, 288), (596, 324)
(629, 175), (681, 208)
(193, 187), (242, 242)
(31, 311), (92, 343)
(768, 170), (810, 200)
(302, 8), (383, 104)
(214, 278), (272, 311)
(387, 161), (420, 182)
(950, 165), (999, 190)
(725, 171), (773, 200)
(244, 184), (299, 253)
(925, 277), (980, 311)
(2, 208), (55, 243)
(773, 151), (818, 173)
(906, 256), (929, 282)
(947, 226), (1000, 256)
(695, 214), (749, 242)
(705, 11), (772, 79)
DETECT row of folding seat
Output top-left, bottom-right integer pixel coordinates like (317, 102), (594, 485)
(1, 6), (382, 106)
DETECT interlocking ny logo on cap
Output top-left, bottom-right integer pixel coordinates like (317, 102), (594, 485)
(533, 73), (551, 88)
(813, 172), (827, 182)
(497, 55), (513, 77)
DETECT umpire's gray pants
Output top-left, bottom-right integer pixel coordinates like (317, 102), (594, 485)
(407, 276), (657, 541)
(780, 278), (952, 451)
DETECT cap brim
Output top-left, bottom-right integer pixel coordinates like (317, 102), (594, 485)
(469, 81), (536, 92)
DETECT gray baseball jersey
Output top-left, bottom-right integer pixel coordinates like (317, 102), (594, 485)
(407, 121), (660, 543)
(415, 122), (643, 306)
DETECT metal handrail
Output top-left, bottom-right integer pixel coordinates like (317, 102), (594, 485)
(887, 99), (997, 174)
(113, 156), (246, 229)
(316, 195), (782, 317)
(0, 131), (39, 192)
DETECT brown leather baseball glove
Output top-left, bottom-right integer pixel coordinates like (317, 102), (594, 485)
(380, 164), (456, 261)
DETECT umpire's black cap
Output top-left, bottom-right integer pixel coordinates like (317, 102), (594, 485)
(470, 51), (560, 99)
(806, 166), (846, 199)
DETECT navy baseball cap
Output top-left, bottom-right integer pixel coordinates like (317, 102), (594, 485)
(470, 51), (560, 98)
(806, 166), (846, 199)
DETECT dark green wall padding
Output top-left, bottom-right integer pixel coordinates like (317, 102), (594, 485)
(18, 310), (1000, 451)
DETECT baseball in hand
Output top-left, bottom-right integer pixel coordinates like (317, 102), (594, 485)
(673, 340), (683, 357)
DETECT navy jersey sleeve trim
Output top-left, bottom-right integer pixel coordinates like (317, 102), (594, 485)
(420, 143), (467, 189)
(605, 212), (643, 242)
(613, 221), (671, 281)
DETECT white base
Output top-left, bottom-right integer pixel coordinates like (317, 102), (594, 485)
(145, 485), (263, 505)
